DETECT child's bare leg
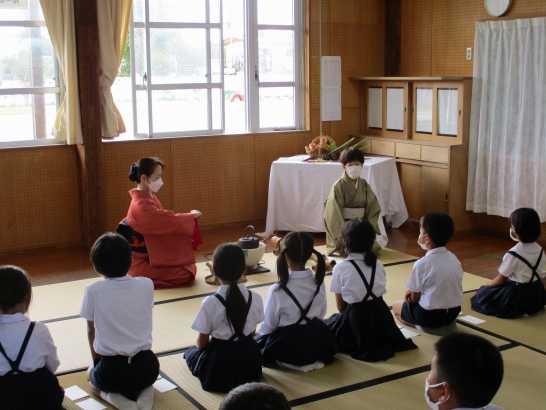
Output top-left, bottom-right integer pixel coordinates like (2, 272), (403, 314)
(392, 301), (416, 328)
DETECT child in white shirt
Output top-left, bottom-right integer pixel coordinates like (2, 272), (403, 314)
(0, 266), (64, 410)
(326, 220), (416, 361)
(424, 333), (503, 410)
(393, 213), (463, 329)
(258, 232), (336, 368)
(81, 233), (158, 410)
(185, 243), (264, 392)
(472, 208), (546, 318)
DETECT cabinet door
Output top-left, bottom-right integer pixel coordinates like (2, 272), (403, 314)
(398, 163), (424, 220)
(422, 166), (449, 213)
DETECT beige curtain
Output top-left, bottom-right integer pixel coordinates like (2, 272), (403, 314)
(39, 0), (82, 144)
(97, 0), (133, 139)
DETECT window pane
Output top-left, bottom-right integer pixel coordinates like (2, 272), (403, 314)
(0, 93), (57, 142)
(438, 89), (458, 136)
(133, 28), (147, 84)
(259, 87), (294, 129)
(149, 0), (206, 23)
(258, 30), (294, 83)
(112, 77), (133, 137)
(133, 0), (144, 22)
(386, 87), (404, 131)
(367, 87), (382, 128)
(152, 89), (208, 133)
(211, 28), (222, 83)
(136, 89), (149, 135)
(212, 88), (222, 130)
(257, 0), (294, 25)
(416, 88), (433, 133)
(0, 27), (57, 88)
(0, 0), (44, 21)
(223, 0), (246, 132)
(210, 0), (221, 23)
(150, 29), (207, 84)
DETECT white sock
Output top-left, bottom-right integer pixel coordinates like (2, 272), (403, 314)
(99, 391), (139, 410)
(136, 386), (155, 410)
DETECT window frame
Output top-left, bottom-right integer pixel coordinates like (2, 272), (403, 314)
(0, 16), (62, 147)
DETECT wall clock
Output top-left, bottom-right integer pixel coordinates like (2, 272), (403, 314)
(485, 0), (512, 17)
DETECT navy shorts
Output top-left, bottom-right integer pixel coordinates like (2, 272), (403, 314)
(401, 301), (460, 328)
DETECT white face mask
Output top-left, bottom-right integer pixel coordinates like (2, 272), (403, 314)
(417, 232), (429, 251)
(509, 228), (519, 242)
(346, 165), (362, 180)
(149, 177), (164, 193)
(424, 380), (449, 410)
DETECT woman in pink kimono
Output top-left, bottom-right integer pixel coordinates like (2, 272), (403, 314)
(119, 157), (202, 289)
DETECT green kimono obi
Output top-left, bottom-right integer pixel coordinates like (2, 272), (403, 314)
(324, 174), (382, 255)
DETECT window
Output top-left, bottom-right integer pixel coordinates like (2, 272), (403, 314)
(0, 0), (60, 145)
(116, 0), (304, 139)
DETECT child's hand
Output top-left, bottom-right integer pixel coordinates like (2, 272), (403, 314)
(404, 289), (413, 303)
(405, 290), (420, 303)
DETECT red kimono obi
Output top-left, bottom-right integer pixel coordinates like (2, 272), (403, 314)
(125, 189), (199, 288)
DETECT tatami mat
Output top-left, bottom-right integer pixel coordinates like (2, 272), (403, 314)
(59, 371), (195, 409)
(30, 246), (417, 323)
(158, 327), (507, 410)
(459, 292), (546, 353)
(294, 346), (546, 410)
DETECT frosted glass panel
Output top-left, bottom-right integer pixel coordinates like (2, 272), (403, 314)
(416, 88), (433, 133)
(367, 87), (382, 128)
(386, 88), (404, 131)
(438, 89), (458, 136)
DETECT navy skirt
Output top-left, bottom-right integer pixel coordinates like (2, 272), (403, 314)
(0, 367), (64, 410)
(184, 336), (262, 393)
(90, 350), (160, 401)
(326, 297), (417, 362)
(471, 279), (546, 318)
(401, 302), (461, 329)
(257, 318), (337, 367)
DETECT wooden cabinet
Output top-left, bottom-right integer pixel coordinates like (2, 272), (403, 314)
(364, 82), (410, 139)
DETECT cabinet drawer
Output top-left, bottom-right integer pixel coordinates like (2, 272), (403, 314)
(421, 146), (449, 163)
(371, 140), (395, 156)
(396, 143), (421, 160)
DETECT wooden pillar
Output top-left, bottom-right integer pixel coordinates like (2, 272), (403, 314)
(385, 0), (401, 76)
(74, 0), (102, 246)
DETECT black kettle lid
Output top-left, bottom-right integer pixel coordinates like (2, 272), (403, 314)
(238, 225), (260, 249)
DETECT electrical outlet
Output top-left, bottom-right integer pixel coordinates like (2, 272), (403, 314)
(466, 47), (472, 61)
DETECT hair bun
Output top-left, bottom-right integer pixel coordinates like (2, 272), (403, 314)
(128, 162), (140, 182)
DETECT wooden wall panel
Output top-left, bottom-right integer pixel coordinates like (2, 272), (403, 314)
(0, 146), (81, 252)
(400, 0), (432, 76)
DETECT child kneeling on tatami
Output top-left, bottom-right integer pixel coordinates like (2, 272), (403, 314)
(326, 220), (416, 361)
(393, 213), (463, 330)
(472, 208), (546, 318)
(81, 233), (159, 409)
(257, 232), (336, 369)
(0, 266), (64, 410)
(185, 243), (264, 392)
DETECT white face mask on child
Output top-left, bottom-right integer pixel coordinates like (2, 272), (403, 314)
(424, 380), (449, 410)
(149, 177), (164, 193)
(509, 228), (519, 242)
(346, 165), (362, 180)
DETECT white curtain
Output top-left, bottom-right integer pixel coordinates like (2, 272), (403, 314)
(467, 18), (546, 220)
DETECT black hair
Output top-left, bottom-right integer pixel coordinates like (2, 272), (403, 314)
(276, 232), (325, 288)
(90, 232), (132, 278)
(343, 219), (377, 267)
(435, 333), (503, 408)
(421, 213), (454, 247)
(128, 157), (165, 183)
(340, 147), (364, 166)
(510, 208), (541, 243)
(219, 382), (290, 410)
(213, 243), (247, 336)
(0, 266), (32, 312)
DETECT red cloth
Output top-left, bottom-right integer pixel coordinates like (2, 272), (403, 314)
(193, 219), (202, 250)
(126, 189), (197, 288)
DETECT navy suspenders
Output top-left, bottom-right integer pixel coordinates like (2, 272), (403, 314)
(508, 250), (543, 283)
(349, 259), (378, 302)
(281, 284), (322, 325)
(214, 291), (253, 341)
(0, 321), (36, 376)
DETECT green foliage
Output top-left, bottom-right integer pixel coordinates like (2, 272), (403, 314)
(119, 40), (131, 77)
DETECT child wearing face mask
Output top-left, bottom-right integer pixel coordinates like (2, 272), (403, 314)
(323, 147), (383, 256)
(392, 213), (463, 330)
(424, 333), (503, 410)
(472, 208), (546, 318)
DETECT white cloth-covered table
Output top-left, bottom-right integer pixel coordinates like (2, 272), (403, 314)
(265, 155), (408, 244)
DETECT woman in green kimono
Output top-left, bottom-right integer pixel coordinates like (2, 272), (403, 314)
(324, 148), (383, 255)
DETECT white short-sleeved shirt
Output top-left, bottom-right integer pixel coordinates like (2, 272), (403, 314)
(259, 270), (327, 336)
(330, 254), (387, 304)
(0, 313), (59, 376)
(407, 247), (463, 310)
(498, 242), (546, 283)
(192, 284), (264, 340)
(454, 406), (502, 410)
(80, 275), (154, 357)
